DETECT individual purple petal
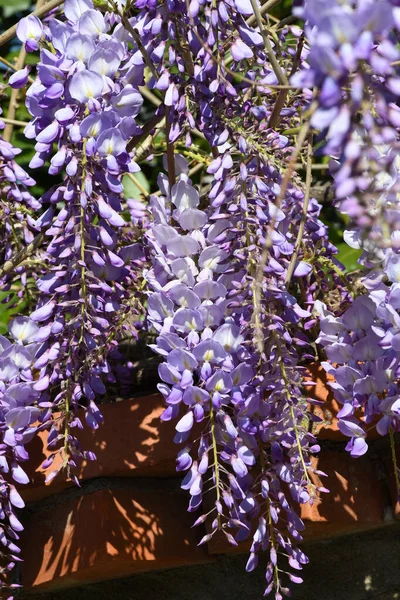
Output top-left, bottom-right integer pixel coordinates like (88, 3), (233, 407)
(376, 414), (391, 436)
(178, 209), (207, 231)
(173, 309), (204, 332)
(88, 48), (121, 77)
(8, 317), (39, 344)
(193, 280), (227, 300)
(0, 359), (19, 381)
(293, 262), (312, 277)
(213, 323), (244, 351)
(183, 386), (209, 406)
(234, 0), (253, 15)
(110, 85), (143, 117)
(338, 418), (366, 439)
(11, 463), (29, 485)
(30, 301), (55, 322)
(66, 33), (96, 63)
(0, 335), (11, 353)
(97, 129), (126, 157)
(16, 15), (43, 51)
(167, 235), (199, 257)
(206, 370), (233, 393)
(64, 0), (93, 23)
(346, 437), (369, 457)
(176, 410), (194, 433)
(69, 70), (104, 103)
(171, 181), (200, 212)
(168, 284), (201, 309)
(193, 340), (226, 363)
(78, 9), (106, 37)
(9, 68), (29, 89)
(231, 38), (253, 61)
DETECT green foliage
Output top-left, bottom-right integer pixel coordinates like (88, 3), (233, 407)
(0, 0), (30, 18)
(336, 243), (362, 273)
(122, 171), (150, 198)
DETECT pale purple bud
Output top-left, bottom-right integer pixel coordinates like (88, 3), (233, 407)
(9, 68), (29, 89)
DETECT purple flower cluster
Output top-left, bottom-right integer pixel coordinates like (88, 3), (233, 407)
(0, 318), (44, 588)
(0, 107), (40, 307)
(1, 0), (400, 596)
(317, 274), (400, 466)
(6, 0), (149, 480)
(295, 0), (400, 252)
(144, 103), (339, 597)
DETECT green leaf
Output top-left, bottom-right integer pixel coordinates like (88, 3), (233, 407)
(0, 0), (30, 17)
(123, 172), (150, 199)
(336, 243), (362, 272)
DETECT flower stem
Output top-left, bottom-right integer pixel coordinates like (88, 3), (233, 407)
(210, 405), (222, 528)
(389, 427), (400, 498)
(285, 133), (313, 286)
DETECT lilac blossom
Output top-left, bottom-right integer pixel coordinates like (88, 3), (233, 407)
(2, 0), (399, 597)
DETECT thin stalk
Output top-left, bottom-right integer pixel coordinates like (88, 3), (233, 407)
(126, 111), (165, 153)
(210, 405), (222, 528)
(247, 0), (282, 27)
(0, 55), (34, 82)
(1, 117), (29, 128)
(139, 86), (162, 107)
(249, 0), (288, 86)
(78, 138), (88, 345)
(4, 46), (26, 142)
(259, 444), (280, 591)
(117, 10), (158, 80)
(268, 33), (304, 130)
(285, 133), (313, 286)
(252, 104), (316, 347)
(389, 427), (400, 498)
(126, 172), (150, 198)
(273, 331), (313, 491)
(0, 232), (45, 279)
(165, 110), (176, 189)
(63, 392), (71, 468)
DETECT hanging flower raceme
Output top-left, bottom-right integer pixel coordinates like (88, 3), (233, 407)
(129, 1), (347, 596)
(144, 129), (340, 596)
(0, 105), (41, 312)
(316, 271), (400, 494)
(0, 0), (396, 597)
(0, 317), (45, 587)
(6, 0), (150, 480)
(294, 0), (400, 253)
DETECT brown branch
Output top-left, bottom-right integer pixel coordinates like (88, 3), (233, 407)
(1, 117), (29, 127)
(249, 0), (288, 87)
(126, 110), (165, 153)
(247, 0), (282, 27)
(268, 33), (304, 130)
(114, 3), (159, 81)
(165, 110), (176, 189)
(4, 47), (26, 142)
